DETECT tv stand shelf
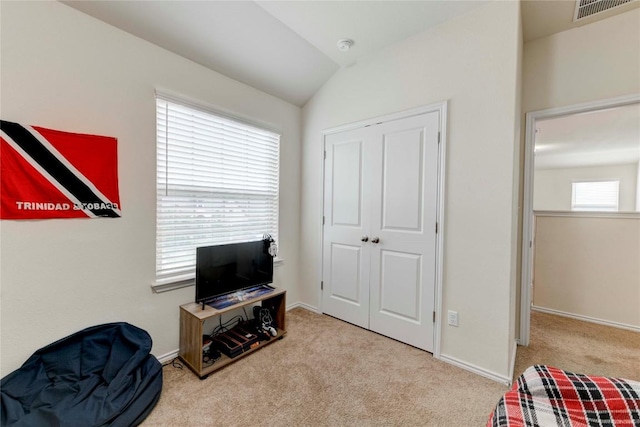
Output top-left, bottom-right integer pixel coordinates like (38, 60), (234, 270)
(179, 288), (286, 379)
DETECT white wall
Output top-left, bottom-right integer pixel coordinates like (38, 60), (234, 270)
(520, 8), (640, 340)
(301, 1), (521, 381)
(534, 163), (639, 211)
(533, 214), (640, 329)
(0, 1), (302, 376)
(523, 9), (640, 113)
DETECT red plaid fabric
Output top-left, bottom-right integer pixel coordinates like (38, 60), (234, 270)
(487, 365), (640, 427)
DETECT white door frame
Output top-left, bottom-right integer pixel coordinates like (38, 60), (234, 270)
(519, 93), (640, 346)
(319, 101), (448, 358)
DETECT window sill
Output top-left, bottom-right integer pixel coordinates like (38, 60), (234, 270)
(151, 258), (284, 294)
(151, 277), (194, 293)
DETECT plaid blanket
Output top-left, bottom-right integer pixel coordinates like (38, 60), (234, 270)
(487, 365), (640, 427)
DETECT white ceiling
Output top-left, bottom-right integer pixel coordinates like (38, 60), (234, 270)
(62, 0), (489, 106)
(256, 1), (489, 67)
(61, 1), (338, 107)
(535, 103), (640, 170)
(61, 0), (639, 107)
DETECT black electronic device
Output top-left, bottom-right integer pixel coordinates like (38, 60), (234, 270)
(212, 324), (260, 358)
(196, 239), (274, 308)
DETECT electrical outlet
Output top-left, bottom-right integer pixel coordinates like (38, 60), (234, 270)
(447, 310), (459, 327)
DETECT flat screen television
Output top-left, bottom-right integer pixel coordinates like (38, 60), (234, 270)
(195, 239), (273, 305)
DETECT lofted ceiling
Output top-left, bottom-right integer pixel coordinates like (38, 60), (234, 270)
(61, 0), (490, 106)
(61, 0), (639, 107)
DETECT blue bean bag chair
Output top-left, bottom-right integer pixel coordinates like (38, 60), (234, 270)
(1, 322), (162, 427)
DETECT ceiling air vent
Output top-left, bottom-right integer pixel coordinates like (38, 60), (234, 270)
(574, 0), (634, 20)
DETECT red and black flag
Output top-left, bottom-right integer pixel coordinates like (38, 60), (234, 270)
(0, 120), (121, 219)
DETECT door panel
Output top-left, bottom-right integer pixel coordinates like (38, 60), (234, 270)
(322, 128), (371, 328)
(379, 250), (421, 322)
(329, 243), (362, 304)
(332, 141), (362, 226)
(322, 110), (439, 350)
(381, 129), (424, 231)
(369, 112), (439, 352)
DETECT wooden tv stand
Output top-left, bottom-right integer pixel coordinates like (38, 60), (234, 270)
(179, 287), (286, 379)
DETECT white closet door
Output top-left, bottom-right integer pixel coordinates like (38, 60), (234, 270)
(368, 112), (439, 352)
(322, 126), (374, 328)
(322, 111), (439, 352)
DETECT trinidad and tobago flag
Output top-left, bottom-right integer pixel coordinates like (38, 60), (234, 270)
(0, 120), (121, 219)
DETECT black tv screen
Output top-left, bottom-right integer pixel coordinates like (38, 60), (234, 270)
(195, 240), (273, 304)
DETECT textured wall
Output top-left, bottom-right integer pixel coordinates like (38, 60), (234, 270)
(534, 214), (640, 329)
(301, 1), (522, 381)
(0, 1), (302, 376)
(534, 163), (638, 212)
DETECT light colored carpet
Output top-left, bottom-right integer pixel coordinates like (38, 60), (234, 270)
(142, 308), (639, 426)
(515, 310), (640, 381)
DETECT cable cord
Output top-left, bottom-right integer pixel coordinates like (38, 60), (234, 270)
(162, 357), (184, 369)
(210, 314), (245, 337)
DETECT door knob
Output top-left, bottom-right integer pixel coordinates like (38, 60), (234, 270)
(371, 237), (380, 244)
(361, 235), (369, 242)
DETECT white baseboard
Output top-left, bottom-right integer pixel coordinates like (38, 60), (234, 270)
(156, 349), (179, 365)
(532, 306), (640, 333)
(287, 301), (320, 313)
(438, 354), (512, 386)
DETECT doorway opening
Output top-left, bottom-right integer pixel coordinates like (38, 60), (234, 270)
(520, 94), (640, 345)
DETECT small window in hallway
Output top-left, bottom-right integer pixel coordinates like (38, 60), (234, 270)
(571, 180), (619, 211)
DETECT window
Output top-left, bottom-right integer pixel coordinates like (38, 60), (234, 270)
(155, 95), (280, 287)
(571, 180), (619, 212)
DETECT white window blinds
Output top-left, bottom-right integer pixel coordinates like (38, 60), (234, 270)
(571, 180), (619, 212)
(156, 96), (280, 286)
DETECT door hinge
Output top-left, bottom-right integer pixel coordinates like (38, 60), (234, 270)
(323, 216), (325, 225)
(435, 222), (438, 234)
(433, 311), (436, 323)
(438, 132), (441, 144)
(321, 281), (324, 290)
(324, 150), (327, 159)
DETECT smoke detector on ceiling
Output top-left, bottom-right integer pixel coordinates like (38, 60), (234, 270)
(337, 39), (354, 52)
(573, 0), (633, 21)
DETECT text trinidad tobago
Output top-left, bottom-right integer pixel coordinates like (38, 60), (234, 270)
(14, 201), (119, 211)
